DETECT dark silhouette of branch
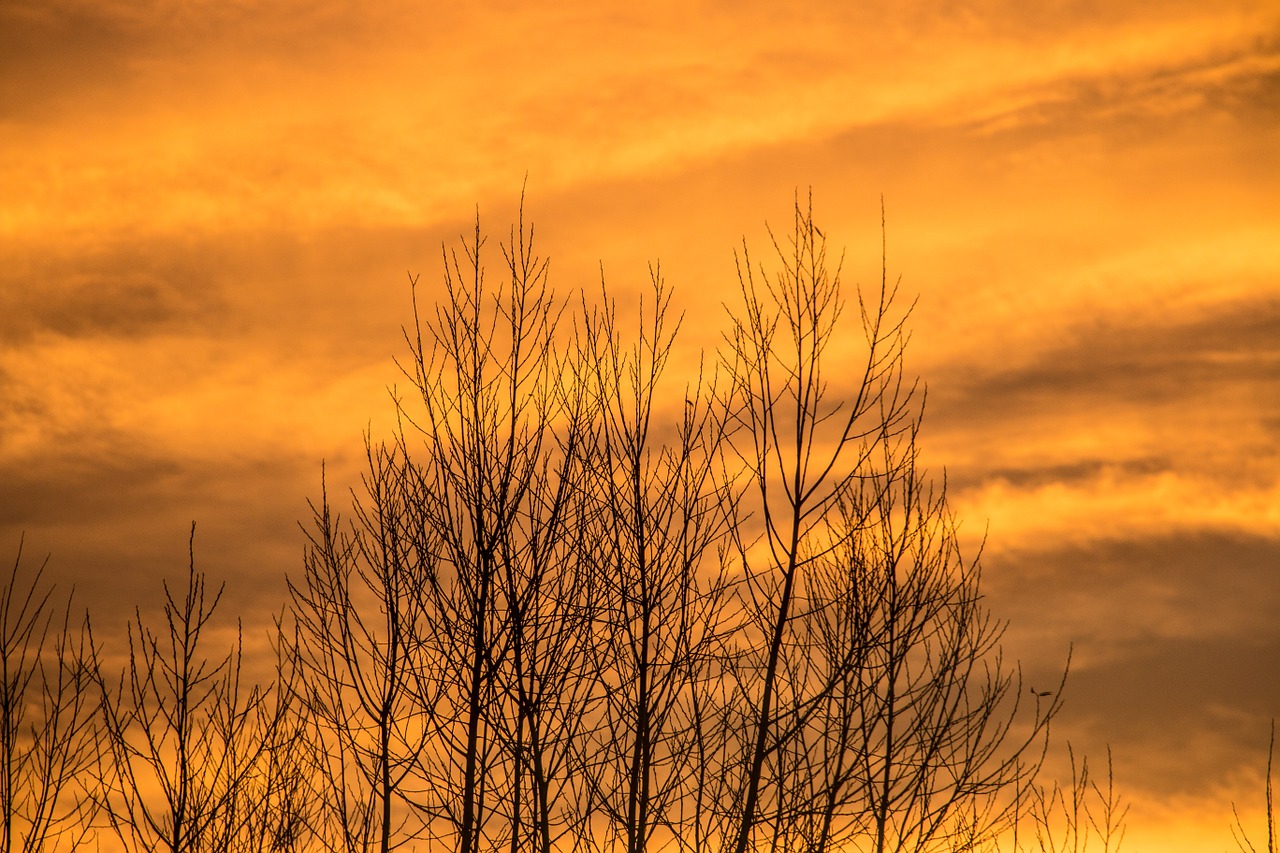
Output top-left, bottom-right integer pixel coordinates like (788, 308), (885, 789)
(575, 269), (737, 853)
(0, 537), (98, 853)
(1233, 721), (1276, 853)
(1016, 745), (1128, 853)
(88, 523), (290, 853)
(393, 197), (599, 852)
(290, 444), (432, 853)
(283, 190), (1073, 853)
(714, 192), (919, 853)
(704, 193), (1065, 853)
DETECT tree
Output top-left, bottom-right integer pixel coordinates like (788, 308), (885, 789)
(89, 524), (298, 853)
(293, 190), (1067, 853)
(0, 538), (97, 853)
(575, 272), (738, 853)
(1233, 721), (1276, 853)
(1018, 746), (1127, 853)
(392, 202), (600, 853)
(290, 445), (432, 853)
(705, 194), (1062, 853)
(707, 192), (921, 853)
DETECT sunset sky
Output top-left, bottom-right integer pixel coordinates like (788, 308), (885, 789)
(2, 1), (1278, 850)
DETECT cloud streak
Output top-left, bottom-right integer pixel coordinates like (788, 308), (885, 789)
(3, 1), (1275, 237)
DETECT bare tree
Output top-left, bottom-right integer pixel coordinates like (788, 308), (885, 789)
(708, 194), (1064, 853)
(290, 190), (1072, 853)
(710, 193), (920, 853)
(574, 272), (738, 853)
(1233, 721), (1276, 853)
(0, 538), (97, 853)
(218, 620), (315, 853)
(840, 442), (1066, 853)
(289, 443), (432, 853)
(1020, 746), (1127, 853)
(393, 200), (599, 853)
(89, 524), (291, 853)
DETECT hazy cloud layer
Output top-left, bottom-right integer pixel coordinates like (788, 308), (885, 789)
(986, 532), (1280, 802)
(929, 294), (1280, 556)
(0, 241), (225, 343)
(942, 297), (1280, 415)
(3, 1), (1275, 236)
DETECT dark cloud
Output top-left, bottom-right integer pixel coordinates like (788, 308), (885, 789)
(1065, 635), (1279, 797)
(0, 273), (201, 342)
(985, 532), (1280, 798)
(0, 2), (148, 121)
(0, 439), (326, 634)
(933, 295), (1280, 425)
(0, 240), (226, 343)
(960, 38), (1280, 135)
(0, 425), (332, 631)
(0, 443), (181, 527)
(989, 530), (1280, 638)
(0, 0), (418, 122)
(0, 222), (432, 362)
(949, 456), (1173, 493)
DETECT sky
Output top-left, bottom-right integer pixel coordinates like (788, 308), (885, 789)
(2, 1), (1278, 849)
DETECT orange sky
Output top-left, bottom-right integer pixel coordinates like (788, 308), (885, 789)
(2, 1), (1278, 850)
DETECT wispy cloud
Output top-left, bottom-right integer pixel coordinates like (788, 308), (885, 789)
(3, 0), (1275, 237)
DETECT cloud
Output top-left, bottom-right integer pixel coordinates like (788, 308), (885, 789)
(3, 0), (1275, 241)
(983, 531), (1280, 802)
(0, 439), (180, 528)
(921, 294), (1280, 547)
(932, 294), (1280, 455)
(988, 531), (1280, 648)
(0, 439), (321, 628)
(0, 221), (441, 458)
(0, 1), (144, 121)
(0, 243), (224, 344)
(951, 32), (1280, 135)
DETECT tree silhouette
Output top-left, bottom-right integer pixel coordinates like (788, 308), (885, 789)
(1233, 721), (1276, 853)
(1, 192), (1098, 852)
(1019, 746), (1127, 853)
(290, 444), (431, 853)
(690, 195), (1061, 853)
(278, 192), (1067, 853)
(576, 271), (737, 853)
(0, 538), (97, 853)
(391, 204), (601, 852)
(88, 524), (299, 853)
